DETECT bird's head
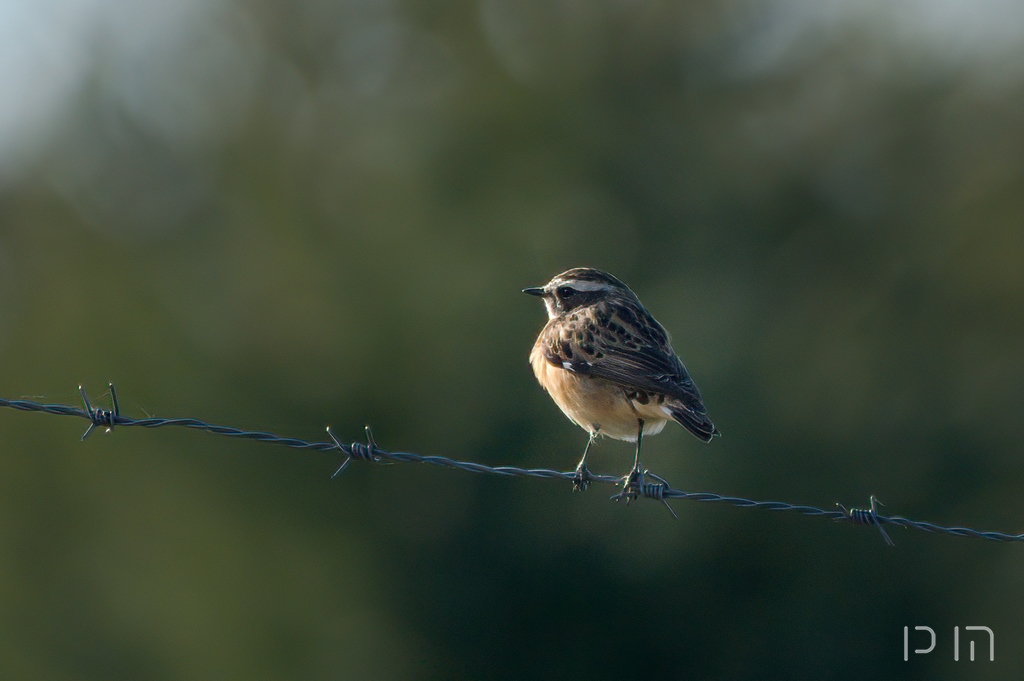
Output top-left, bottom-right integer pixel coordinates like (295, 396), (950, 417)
(523, 268), (638, 319)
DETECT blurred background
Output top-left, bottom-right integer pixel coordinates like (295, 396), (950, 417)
(1, 0), (1023, 678)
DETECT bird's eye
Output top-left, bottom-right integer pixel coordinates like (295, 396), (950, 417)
(557, 286), (576, 298)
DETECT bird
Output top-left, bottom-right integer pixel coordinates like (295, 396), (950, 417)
(524, 267), (718, 497)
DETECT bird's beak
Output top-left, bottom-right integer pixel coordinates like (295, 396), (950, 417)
(522, 286), (546, 297)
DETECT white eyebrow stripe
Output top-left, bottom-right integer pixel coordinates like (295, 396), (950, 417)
(551, 280), (616, 293)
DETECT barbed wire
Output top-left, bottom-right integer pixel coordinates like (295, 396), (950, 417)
(2, 383), (1022, 545)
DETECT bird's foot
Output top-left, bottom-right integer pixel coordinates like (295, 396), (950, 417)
(610, 463), (645, 505)
(572, 462), (592, 492)
(610, 466), (678, 519)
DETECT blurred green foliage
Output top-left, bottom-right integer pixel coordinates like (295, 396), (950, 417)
(1, 0), (1023, 678)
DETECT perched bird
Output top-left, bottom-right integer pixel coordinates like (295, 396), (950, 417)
(524, 268), (718, 495)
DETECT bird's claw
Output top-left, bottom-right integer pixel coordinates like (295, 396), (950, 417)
(609, 465), (678, 518)
(572, 462), (592, 492)
(610, 464), (645, 504)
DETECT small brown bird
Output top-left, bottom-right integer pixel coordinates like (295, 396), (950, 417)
(524, 268), (718, 494)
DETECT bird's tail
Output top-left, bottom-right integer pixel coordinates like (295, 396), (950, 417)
(667, 401), (720, 443)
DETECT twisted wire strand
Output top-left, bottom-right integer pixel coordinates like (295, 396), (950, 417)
(2, 385), (1023, 544)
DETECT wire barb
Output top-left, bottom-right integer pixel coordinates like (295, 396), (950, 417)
(639, 471), (679, 520)
(2, 385), (1023, 544)
(327, 425), (381, 478)
(79, 383), (120, 441)
(609, 468), (679, 519)
(837, 496), (894, 546)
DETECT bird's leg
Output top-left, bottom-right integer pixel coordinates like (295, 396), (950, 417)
(573, 431), (597, 492)
(612, 419), (645, 503)
(631, 419), (644, 476)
